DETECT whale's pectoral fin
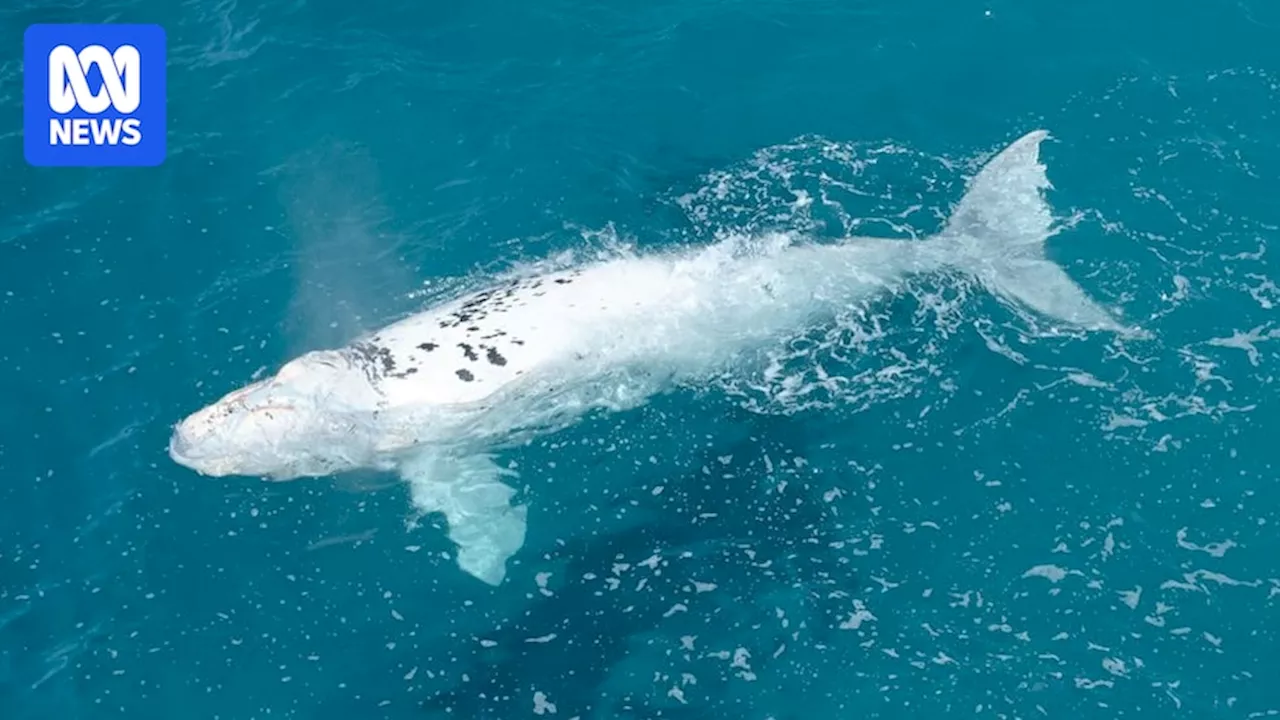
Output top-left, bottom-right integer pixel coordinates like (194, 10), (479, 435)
(398, 450), (528, 586)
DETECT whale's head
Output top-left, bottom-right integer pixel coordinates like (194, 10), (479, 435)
(168, 349), (383, 480)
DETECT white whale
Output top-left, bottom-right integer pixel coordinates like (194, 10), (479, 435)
(168, 130), (1137, 585)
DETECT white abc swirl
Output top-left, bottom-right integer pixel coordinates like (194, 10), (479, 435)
(47, 44), (141, 115)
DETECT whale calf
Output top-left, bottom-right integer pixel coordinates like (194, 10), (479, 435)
(168, 130), (1135, 585)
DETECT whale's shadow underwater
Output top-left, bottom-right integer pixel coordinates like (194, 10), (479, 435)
(321, 392), (868, 719)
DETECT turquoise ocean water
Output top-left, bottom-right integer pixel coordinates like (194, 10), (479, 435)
(3, 1), (1279, 718)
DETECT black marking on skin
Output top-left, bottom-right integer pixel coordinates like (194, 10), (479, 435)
(486, 347), (507, 366)
(461, 291), (495, 310)
(418, 342), (438, 351)
(348, 342), (396, 382)
(456, 368), (475, 382)
(512, 339), (525, 346)
(458, 343), (478, 361)
(429, 278), (530, 330)
(554, 278), (571, 284)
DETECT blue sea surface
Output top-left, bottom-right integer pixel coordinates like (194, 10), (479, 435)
(3, 1), (1280, 718)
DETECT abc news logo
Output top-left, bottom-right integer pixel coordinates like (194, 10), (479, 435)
(24, 24), (166, 167)
(48, 44), (143, 147)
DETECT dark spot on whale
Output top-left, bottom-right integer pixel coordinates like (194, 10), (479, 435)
(456, 369), (474, 382)
(461, 291), (495, 311)
(512, 339), (525, 346)
(554, 278), (571, 284)
(458, 343), (478, 361)
(467, 326), (480, 332)
(418, 342), (438, 351)
(486, 347), (507, 366)
(349, 342), (396, 380)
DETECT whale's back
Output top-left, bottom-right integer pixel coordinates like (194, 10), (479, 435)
(353, 256), (686, 412)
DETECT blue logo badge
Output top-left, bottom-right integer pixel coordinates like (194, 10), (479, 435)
(23, 24), (167, 167)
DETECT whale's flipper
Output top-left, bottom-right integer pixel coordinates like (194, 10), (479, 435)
(941, 130), (1146, 338)
(399, 451), (527, 585)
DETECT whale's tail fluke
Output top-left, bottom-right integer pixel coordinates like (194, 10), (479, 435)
(937, 130), (1142, 337)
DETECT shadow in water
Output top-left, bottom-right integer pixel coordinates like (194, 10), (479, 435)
(401, 394), (866, 719)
